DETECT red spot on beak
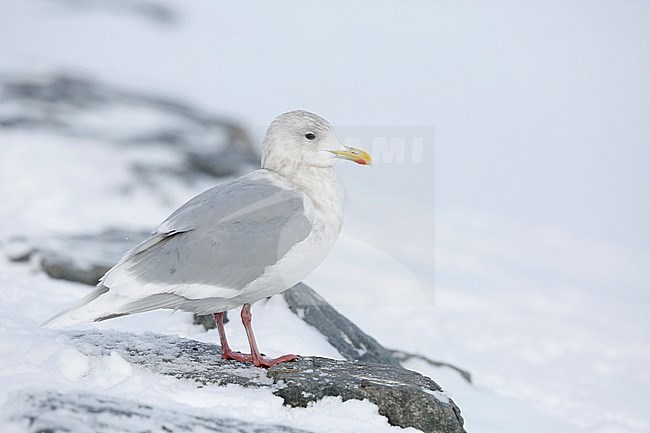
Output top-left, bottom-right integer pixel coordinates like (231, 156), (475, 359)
(355, 159), (368, 165)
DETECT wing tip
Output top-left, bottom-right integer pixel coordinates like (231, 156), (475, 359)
(40, 312), (80, 329)
(41, 285), (112, 329)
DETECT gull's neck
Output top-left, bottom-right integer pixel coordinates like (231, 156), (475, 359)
(263, 164), (344, 215)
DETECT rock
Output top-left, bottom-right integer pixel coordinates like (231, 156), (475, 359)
(2, 229), (148, 286)
(270, 359), (465, 433)
(0, 73), (259, 179)
(67, 330), (274, 388)
(8, 390), (311, 433)
(283, 283), (400, 367)
(193, 312), (219, 330)
(64, 330), (466, 433)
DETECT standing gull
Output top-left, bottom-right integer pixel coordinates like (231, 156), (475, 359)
(44, 110), (372, 367)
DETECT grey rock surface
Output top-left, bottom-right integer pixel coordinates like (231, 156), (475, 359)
(66, 330), (272, 388)
(4, 230), (147, 285)
(65, 330), (466, 433)
(269, 358), (465, 433)
(7, 390), (312, 433)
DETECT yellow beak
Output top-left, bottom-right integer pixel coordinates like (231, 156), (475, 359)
(329, 146), (373, 166)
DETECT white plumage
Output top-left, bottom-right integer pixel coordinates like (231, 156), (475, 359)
(44, 110), (372, 367)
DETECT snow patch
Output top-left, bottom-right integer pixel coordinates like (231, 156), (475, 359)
(55, 348), (90, 382)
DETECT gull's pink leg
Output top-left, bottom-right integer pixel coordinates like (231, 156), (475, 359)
(240, 303), (298, 368)
(213, 312), (251, 363)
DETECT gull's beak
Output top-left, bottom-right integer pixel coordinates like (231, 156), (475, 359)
(329, 146), (373, 166)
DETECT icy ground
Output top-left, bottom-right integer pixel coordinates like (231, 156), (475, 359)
(2, 0), (650, 432)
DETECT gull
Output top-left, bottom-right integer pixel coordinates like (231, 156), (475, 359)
(44, 110), (372, 367)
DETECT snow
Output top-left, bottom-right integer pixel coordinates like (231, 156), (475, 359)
(2, 0), (650, 432)
(421, 389), (450, 405)
(0, 257), (412, 432)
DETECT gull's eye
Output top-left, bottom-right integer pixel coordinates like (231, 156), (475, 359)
(304, 132), (316, 140)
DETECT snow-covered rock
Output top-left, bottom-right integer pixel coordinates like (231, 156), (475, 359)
(1, 231), (467, 432)
(0, 73), (259, 180)
(58, 330), (465, 433)
(7, 390), (311, 433)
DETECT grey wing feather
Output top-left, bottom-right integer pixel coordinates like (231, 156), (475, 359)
(101, 172), (313, 300)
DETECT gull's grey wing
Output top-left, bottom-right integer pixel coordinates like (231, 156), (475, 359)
(101, 171), (314, 302)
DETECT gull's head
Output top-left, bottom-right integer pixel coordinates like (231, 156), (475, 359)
(261, 110), (372, 172)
